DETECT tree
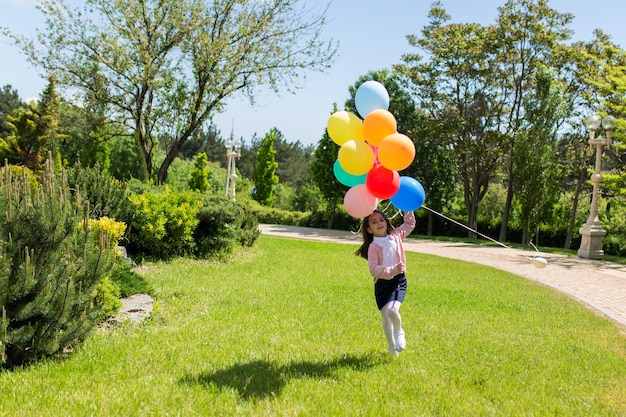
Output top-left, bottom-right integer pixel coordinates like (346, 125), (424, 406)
(0, 104), (46, 171)
(553, 31), (626, 248)
(253, 129), (279, 206)
(0, 84), (24, 139)
(492, 0), (573, 242)
(397, 0), (574, 240)
(188, 152), (210, 193)
(397, 3), (506, 237)
(514, 66), (566, 244)
(180, 125), (223, 161)
(9, 0), (337, 184)
(57, 90), (112, 171)
(38, 75), (64, 167)
(273, 130), (314, 186)
(311, 105), (344, 227)
(0, 76), (64, 172)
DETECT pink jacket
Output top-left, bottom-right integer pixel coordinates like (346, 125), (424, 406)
(367, 211), (416, 280)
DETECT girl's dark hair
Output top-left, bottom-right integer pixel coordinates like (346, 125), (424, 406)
(354, 210), (392, 259)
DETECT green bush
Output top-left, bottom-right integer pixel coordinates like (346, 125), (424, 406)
(193, 196), (260, 259)
(65, 163), (131, 224)
(249, 204), (310, 226)
(107, 261), (152, 298)
(94, 277), (122, 319)
(127, 187), (202, 260)
(188, 152), (210, 192)
(603, 235), (626, 257)
(0, 162), (116, 369)
(603, 209), (626, 257)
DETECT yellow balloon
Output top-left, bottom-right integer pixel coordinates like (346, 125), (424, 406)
(327, 111), (364, 146)
(338, 140), (375, 175)
(362, 109), (397, 147)
(378, 133), (415, 171)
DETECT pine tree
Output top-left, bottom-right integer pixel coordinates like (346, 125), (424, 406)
(0, 77), (65, 173)
(38, 75), (64, 167)
(0, 159), (115, 369)
(188, 152), (210, 193)
(253, 129), (279, 206)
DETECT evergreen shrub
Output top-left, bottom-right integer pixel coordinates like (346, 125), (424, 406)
(603, 212), (626, 257)
(250, 205), (309, 226)
(0, 162), (116, 369)
(194, 196), (260, 259)
(94, 277), (122, 319)
(107, 261), (152, 298)
(127, 187), (202, 259)
(65, 163), (131, 224)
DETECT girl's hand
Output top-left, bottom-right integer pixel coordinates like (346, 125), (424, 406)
(393, 262), (405, 275)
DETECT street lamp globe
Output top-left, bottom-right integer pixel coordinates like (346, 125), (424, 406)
(602, 115), (616, 131)
(585, 115), (601, 131)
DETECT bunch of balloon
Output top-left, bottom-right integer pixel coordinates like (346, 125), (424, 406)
(327, 80), (426, 218)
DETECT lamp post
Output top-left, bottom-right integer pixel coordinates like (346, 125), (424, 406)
(577, 114), (616, 260)
(224, 128), (241, 201)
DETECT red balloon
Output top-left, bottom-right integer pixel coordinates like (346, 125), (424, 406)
(366, 165), (400, 199)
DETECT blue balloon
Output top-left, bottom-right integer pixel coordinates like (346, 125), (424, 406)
(390, 176), (425, 211)
(355, 81), (390, 118)
(333, 159), (367, 187)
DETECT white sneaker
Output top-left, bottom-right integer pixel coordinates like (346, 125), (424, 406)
(394, 329), (406, 352)
(388, 347), (399, 357)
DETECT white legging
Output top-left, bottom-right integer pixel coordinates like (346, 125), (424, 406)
(381, 300), (402, 349)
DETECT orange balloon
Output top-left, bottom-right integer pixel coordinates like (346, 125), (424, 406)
(378, 133), (415, 171)
(362, 109), (397, 146)
(338, 139), (375, 176)
(327, 111), (364, 146)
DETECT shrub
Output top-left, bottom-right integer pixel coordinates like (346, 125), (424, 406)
(0, 162), (116, 369)
(65, 163), (131, 224)
(602, 209), (626, 257)
(107, 261), (152, 298)
(249, 204), (310, 226)
(94, 277), (122, 319)
(193, 196), (260, 259)
(188, 152), (210, 192)
(127, 187), (202, 259)
(88, 216), (127, 246)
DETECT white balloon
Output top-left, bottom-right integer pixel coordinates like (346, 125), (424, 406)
(355, 81), (390, 118)
(531, 257), (548, 268)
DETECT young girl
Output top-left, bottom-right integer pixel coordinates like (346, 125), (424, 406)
(355, 209), (416, 356)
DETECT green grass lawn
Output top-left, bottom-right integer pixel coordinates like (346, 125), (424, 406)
(1, 235), (626, 416)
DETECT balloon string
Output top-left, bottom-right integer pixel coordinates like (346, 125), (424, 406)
(351, 202), (401, 235)
(421, 205), (510, 249)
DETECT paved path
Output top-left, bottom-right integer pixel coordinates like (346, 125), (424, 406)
(259, 224), (626, 330)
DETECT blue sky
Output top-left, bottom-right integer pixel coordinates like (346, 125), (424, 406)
(1, 0), (626, 146)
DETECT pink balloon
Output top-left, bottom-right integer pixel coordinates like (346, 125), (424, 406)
(344, 184), (378, 218)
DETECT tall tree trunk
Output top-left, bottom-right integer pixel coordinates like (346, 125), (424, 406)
(328, 195), (338, 229)
(499, 157), (515, 242)
(136, 132), (151, 182)
(157, 145), (181, 185)
(427, 212), (434, 236)
(564, 167), (588, 249)
(467, 198), (479, 240)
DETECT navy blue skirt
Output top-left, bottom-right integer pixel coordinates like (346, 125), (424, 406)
(374, 273), (407, 310)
